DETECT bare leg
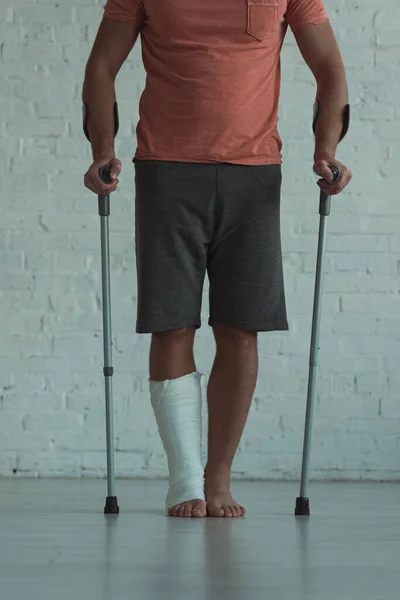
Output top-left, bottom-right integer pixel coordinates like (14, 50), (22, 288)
(205, 325), (258, 517)
(150, 327), (196, 382)
(150, 327), (207, 518)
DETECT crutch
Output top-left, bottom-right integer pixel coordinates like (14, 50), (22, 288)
(295, 102), (350, 517)
(83, 102), (120, 515)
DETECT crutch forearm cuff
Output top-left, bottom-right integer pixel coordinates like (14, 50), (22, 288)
(312, 101), (350, 142)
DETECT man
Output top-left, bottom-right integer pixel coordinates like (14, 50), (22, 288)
(83, 0), (352, 519)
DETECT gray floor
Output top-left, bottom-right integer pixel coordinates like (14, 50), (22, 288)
(0, 479), (399, 600)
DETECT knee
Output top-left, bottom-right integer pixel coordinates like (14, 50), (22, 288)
(213, 325), (257, 351)
(152, 327), (196, 348)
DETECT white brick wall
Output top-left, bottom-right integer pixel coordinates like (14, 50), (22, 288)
(0, 0), (399, 480)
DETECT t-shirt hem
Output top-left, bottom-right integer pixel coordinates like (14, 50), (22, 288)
(291, 17), (329, 33)
(133, 152), (282, 166)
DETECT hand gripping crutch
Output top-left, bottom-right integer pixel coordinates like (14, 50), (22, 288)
(295, 102), (350, 517)
(83, 102), (120, 515)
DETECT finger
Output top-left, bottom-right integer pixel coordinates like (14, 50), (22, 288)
(338, 171), (352, 193)
(318, 178), (346, 196)
(85, 175), (118, 195)
(314, 161), (335, 182)
(94, 170), (119, 191)
(317, 179), (341, 195)
(99, 182), (118, 194)
(84, 176), (99, 194)
(94, 182), (118, 195)
(317, 167), (349, 195)
(109, 158), (122, 179)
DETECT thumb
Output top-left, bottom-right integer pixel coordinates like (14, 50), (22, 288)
(314, 160), (335, 183)
(109, 158), (122, 179)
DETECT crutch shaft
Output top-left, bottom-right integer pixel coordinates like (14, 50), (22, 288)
(299, 210), (329, 499)
(104, 375), (116, 498)
(100, 213), (116, 499)
(295, 101), (350, 517)
(83, 103), (120, 514)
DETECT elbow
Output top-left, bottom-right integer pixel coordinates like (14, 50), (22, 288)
(314, 59), (347, 87)
(82, 60), (115, 100)
(84, 59), (115, 83)
(315, 64), (348, 98)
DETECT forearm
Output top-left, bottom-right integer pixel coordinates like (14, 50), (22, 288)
(82, 66), (116, 161)
(314, 69), (348, 161)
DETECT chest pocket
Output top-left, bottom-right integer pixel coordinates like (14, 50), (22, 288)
(246, 1), (279, 42)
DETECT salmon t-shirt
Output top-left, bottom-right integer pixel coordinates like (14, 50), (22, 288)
(103, 0), (329, 165)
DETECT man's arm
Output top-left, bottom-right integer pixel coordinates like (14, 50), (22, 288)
(294, 22), (352, 195)
(82, 17), (141, 160)
(82, 17), (141, 193)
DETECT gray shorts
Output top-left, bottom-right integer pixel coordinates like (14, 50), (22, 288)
(134, 160), (288, 334)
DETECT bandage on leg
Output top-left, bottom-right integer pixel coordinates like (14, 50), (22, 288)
(150, 372), (205, 512)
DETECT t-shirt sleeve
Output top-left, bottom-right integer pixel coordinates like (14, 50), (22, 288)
(103, 0), (145, 26)
(286, 0), (329, 33)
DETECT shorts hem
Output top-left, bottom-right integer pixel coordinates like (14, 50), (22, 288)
(136, 320), (201, 334)
(208, 318), (289, 332)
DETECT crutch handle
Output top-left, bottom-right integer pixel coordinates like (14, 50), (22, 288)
(320, 164), (341, 216)
(327, 164), (341, 184)
(98, 165), (112, 217)
(99, 164), (113, 185)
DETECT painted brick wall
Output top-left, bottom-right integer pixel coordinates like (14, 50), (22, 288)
(0, 0), (399, 480)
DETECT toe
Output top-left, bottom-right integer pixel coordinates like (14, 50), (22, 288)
(223, 505), (233, 517)
(192, 503), (206, 518)
(236, 505), (244, 517)
(178, 505), (186, 518)
(231, 505), (240, 518)
(207, 504), (225, 518)
(183, 503), (192, 518)
(240, 506), (246, 516)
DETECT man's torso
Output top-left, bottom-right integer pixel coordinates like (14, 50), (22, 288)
(104, 0), (328, 164)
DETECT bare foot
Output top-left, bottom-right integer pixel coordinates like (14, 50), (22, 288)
(205, 475), (246, 518)
(168, 499), (207, 518)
